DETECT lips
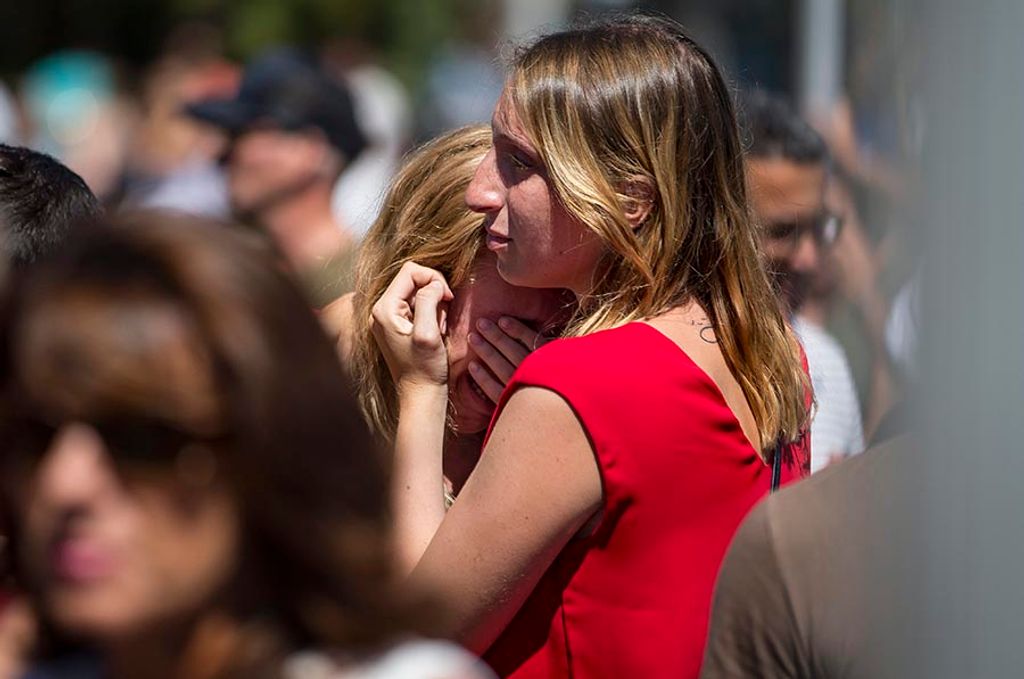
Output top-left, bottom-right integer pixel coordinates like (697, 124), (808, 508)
(484, 223), (511, 252)
(51, 538), (117, 583)
(485, 233), (510, 251)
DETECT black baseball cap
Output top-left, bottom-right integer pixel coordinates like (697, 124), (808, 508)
(186, 48), (367, 163)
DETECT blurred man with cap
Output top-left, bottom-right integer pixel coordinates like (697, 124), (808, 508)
(188, 48), (367, 306)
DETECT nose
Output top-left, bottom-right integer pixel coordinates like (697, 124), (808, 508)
(790, 231), (822, 274)
(33, 424), (120, 513)
(465, 148), (504, 215)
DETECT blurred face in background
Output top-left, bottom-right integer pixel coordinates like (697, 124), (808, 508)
(224, 125), (333, 217)
(747, 157), (831, 313)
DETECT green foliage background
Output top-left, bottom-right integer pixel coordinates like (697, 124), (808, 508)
(0, 0), (472, 87)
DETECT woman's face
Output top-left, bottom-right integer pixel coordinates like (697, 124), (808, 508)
(466, 91), (605, 295)
(445, 252), (567, 435)
(12, 423), (238, 640)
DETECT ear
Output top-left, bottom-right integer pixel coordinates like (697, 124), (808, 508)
(619, 176), (655, 230)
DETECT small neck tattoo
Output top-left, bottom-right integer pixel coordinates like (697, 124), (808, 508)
(686, 317), (718, 344)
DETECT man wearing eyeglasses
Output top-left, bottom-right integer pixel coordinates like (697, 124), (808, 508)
(741, 91), (864, 473)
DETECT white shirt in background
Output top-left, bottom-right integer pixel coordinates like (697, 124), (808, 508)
(333, 64), (412, 239)
(792, 315), (865, 473)
(284, 639), (495, 679)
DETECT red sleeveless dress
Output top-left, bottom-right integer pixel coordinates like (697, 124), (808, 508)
(481, 322), (810, 678)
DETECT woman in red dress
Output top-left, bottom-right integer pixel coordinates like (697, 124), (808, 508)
(371, 14), (812, 678)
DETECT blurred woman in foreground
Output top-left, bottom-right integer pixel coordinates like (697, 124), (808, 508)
(0, 213), (491, 678)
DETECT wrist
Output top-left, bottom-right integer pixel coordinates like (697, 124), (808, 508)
(397, 380), (449, 408)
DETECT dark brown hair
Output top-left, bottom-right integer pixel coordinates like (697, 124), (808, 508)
(0, 211), (413, 673)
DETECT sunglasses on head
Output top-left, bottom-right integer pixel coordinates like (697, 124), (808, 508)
(764, 212), (844, 251)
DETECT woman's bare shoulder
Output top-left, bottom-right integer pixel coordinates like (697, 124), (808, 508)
(320, 293), (357, 362)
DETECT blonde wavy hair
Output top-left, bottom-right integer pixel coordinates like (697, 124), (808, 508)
(350, 125), (492, 443)
(506, 14), (810, 450)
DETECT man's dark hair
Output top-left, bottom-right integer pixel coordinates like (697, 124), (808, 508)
(738, 90), (828, 164)
(0, 144), (101, 270)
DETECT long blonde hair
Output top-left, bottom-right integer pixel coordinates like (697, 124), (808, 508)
(350, 125), (492, 442)
(506, 14), (809, 450)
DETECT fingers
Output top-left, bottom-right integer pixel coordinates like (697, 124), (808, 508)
(469, 316), (552, 394)
(474, 316), (550, 361)
(497, 316), (551, 350)
(371, 262), (453, 336)
(371, 298), (413, 337)
(469, 329), (518, 385)
(469, 360), (506, 404)
(412, 281), (448, 350)
(387, 261), (454, 301)
(369, 266), (452, 388)
(475, 318), (530, 366)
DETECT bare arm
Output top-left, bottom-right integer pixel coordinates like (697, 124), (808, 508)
(371, 262), (579, 597)
(370, 263), (453, 574)
(371, 265), (603, 649)
(409, 386), (603, 653)
(319, 292), (357, 364)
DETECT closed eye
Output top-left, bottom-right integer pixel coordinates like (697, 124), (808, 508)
(493, 132), (541, 181)
(509, 153), (533, 171)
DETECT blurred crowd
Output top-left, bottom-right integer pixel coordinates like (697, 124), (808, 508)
(0, 12), (919, 461)
(0, 17), (510, 224)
